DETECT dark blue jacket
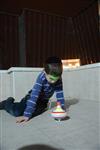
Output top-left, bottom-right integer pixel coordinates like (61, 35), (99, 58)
(24, 71), (65, 118)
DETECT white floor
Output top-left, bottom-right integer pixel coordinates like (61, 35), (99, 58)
(0, 99), (100, 150)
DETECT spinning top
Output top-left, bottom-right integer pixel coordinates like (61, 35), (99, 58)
(51, 102), (67, 121)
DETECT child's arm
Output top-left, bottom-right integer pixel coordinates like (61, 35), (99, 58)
(55, 79), (65, 110)
(16, 72), (44, 123)
(24, 74), (43, 117)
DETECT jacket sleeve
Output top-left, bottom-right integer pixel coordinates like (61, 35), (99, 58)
(23, 74), (43, 118)
(55, 79), (65, 109)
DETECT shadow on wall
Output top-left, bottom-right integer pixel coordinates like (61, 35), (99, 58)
(17, 144), (64, 150)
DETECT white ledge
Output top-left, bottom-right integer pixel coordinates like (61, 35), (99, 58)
(1, 63), (100, 74)
(63, 63), (100, 72)
(7, 67), (43, 74)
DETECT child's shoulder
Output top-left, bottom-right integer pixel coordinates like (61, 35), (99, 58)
(38, 71), (46, 80)
(39, 70), (45, 76)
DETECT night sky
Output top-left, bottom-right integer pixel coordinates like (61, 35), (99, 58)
(0, 0), (95, 17)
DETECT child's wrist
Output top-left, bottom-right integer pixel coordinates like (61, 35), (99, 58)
(61, 105), (66, 110)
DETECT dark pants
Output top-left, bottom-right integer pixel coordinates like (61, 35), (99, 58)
(2, 95), (48, 118)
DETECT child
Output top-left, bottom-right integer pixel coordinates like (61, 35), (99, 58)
(0, 56), (66, 123)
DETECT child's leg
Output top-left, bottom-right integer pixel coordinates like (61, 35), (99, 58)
(0, 97), (15, 110)
(0, 97), (27, 117)
(32, 98), (48, 117)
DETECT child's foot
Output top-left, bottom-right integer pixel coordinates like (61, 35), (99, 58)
(0, 101), (4, 109)
(0, 97), (15, 110)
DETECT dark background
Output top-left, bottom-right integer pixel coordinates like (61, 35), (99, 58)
(0, 0), (99, 69)
(0, 0), (96, 16)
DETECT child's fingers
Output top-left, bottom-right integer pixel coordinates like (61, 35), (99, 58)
(16, 116), (29, 123)
(16, 116), (24, 123)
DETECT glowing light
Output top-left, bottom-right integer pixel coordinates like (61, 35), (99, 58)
(62, 59), (80, 69)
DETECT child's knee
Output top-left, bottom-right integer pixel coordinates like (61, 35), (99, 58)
(7, 109), (21, 117)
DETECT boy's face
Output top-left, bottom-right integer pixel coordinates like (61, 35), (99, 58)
(45, 73), (60, 84)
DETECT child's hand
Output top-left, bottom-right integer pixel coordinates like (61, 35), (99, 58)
(16, 116), (29, 123)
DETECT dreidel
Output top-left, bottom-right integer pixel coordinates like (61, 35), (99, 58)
(51, 102), (67, 121)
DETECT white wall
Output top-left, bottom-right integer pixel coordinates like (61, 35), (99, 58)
(0, 63), (100, 102)
(63, 64), (100, 101)
(0, 71), (12, 100)
(7, 67), (43, 100)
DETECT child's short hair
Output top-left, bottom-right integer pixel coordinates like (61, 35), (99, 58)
(44, 56), (63, 77)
